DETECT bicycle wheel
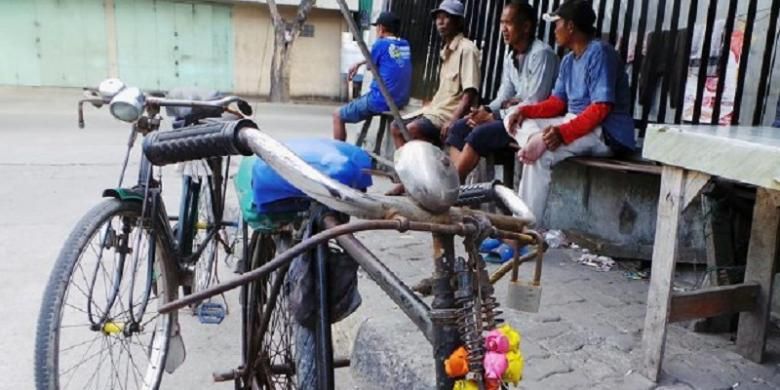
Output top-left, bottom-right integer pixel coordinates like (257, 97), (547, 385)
(35, 199), (177, 390)
(193, 176), (218, 295)
(242, 232), (314, 389)
(193, 172), (242, 299)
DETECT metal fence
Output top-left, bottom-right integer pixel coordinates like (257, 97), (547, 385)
(388, 0), (780, 127)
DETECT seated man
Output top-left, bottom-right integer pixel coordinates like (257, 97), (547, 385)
(333, 11), (412, 141)
(447, 1), (558, 182)
(390, 0), (481, 150)
(505, 0), (636, 223)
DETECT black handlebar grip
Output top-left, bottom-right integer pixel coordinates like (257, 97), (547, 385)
(143, 119), (255, 166)
(454, 181), (498, 207)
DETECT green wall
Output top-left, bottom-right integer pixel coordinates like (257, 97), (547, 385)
(0, 0), (109, 87)
(0, 0), (234, 91)
(114, 0), (233, 91)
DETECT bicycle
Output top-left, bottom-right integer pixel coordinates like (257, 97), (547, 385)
(34, 79), (252, 390)
(134, 92), (546, 390)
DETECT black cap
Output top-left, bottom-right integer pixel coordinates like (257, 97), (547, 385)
(542, 0), (596, 34)
(372, 11), (400, 28)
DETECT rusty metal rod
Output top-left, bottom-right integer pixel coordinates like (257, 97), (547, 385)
(489, 251), (538, 285)
(325, 216), (434, 342)
(334, 0), (410, 141)
(159, 219), (479, 313)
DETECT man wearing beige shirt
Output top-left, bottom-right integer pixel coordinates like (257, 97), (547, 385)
(390, 0), (481, 150)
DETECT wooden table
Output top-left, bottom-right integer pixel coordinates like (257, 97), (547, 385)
(640, 124), (780, 381)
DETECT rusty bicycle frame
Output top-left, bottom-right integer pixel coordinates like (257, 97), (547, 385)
(151, 124), (545, 390)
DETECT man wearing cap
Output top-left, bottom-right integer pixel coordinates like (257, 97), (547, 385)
(446, 0), (559, 183)
(505, 0), (636, 223)
(333, 11), (412, 141)
(389, 0), (481, 150)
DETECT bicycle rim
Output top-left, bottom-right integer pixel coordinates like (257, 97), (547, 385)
(36, 200), (174, 390)
(245, 232), (298, 390)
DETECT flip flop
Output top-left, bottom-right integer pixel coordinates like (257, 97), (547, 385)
(479, 238), (502, 253)
(485, 243), (515, 264)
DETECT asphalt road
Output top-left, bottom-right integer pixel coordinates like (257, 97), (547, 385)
(0, 87), (356, 389)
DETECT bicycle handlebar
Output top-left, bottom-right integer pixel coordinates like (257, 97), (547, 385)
(146, 95), (246, 110)
(141, 119), (536, 226)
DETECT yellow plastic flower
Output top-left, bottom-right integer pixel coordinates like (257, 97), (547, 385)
(453, 379), (479, 390)
(503, 350), (524, 385)
(497, 324), (521, 353)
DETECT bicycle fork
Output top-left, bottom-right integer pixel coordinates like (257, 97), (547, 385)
(431, 234), (461, 390)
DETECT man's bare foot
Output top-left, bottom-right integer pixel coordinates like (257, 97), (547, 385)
(385, 183), (405, 196)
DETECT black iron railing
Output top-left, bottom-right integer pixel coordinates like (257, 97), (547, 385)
(388, 0), (780, 127)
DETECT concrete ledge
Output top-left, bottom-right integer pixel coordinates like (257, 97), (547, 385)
(545, 160), (707, 262)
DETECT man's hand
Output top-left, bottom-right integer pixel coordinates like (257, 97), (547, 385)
(542, 126), (564, 151)
(440, 120), (454, 142)
(505, 110), (525, 136)
(466, 106), (493, 127)
(347, 63), (362, 81)
(501, 97), (522, 109)
(517, 132), (547, 164)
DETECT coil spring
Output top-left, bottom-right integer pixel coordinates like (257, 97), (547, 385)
(457, 298), (484, 376)
(475, 262), (503, 329)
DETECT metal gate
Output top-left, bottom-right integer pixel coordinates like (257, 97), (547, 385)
(390, 0), (780, 126)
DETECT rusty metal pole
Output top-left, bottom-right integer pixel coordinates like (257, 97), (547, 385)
(430, 234), (459, 390)
(334, 0), (411, 141)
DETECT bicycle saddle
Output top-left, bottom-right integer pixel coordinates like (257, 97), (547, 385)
(165, 87), (224, 125)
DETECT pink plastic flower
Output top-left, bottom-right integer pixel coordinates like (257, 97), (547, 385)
(484, 329), (509, 353)
(483, 351), (508, 380)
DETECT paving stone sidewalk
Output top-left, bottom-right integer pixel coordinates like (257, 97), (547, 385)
(333, 229), (780, 390)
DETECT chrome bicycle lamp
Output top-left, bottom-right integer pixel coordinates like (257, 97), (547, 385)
(110, 87), (145, 123)
(394, 140), (460, 214)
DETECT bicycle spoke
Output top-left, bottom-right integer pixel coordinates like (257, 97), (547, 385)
(118, 337), (145, 387)
(64, 302), (91, 316)
(60, 335), (102, 354)
(106, 336), (127, 390)
(60, 338), (112, 377)
(60, 323), (93, 329)
(66, 335), (105, 390)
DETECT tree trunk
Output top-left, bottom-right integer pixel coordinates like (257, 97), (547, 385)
(269, 29), (290, 102)
(267, 0), (316, 103)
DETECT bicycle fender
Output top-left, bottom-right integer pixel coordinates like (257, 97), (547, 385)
(102, 188), (144, 202)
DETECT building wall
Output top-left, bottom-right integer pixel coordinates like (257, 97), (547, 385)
(0, 1), (109, 87)
(0, 0), (348, 99)
(233, 5), (345, 99)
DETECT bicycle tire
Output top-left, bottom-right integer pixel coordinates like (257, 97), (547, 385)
(241, 232), (316, 389)
(35, 199), (177, 390)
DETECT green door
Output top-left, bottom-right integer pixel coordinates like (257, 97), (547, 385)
(114, 0), (234, 92)
(0, 0), (108, 87)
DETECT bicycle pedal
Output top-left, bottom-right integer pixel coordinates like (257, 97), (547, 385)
(197, 302), (226, 324)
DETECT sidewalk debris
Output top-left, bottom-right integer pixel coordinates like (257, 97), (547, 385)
(577, 254), (616, 271)
(624, 270), (649, 280)
(544, 230), (566, 249)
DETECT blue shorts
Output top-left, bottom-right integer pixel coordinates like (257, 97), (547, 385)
(339, 95), (379, 123)
(445, 118), (514, 156)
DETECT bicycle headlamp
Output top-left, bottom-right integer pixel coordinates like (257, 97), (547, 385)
(109, 87), (145, 122)
(394, 140), (460, 214)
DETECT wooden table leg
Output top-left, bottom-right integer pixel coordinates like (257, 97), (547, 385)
(640, 166), (687, 381)
(736, 188), (780, 362)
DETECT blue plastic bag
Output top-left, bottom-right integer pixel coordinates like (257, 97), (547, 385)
(251, 139), (373, 213)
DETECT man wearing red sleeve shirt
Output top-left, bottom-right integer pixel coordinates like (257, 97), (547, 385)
(504, 0), (636, 223)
